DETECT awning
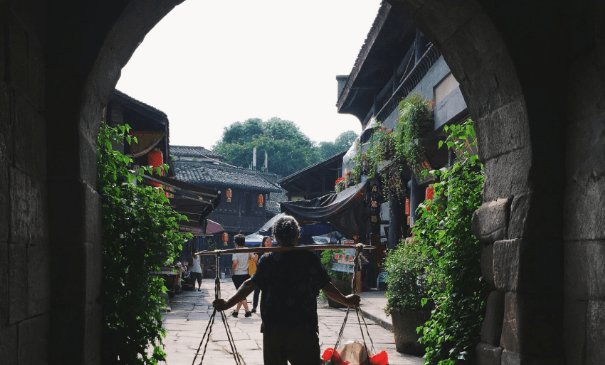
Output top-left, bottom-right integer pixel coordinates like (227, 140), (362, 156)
(138, 173), (222, 235)
(280, 181), (370, 239)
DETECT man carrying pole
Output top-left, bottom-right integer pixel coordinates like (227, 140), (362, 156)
(213, 215), (360, 365)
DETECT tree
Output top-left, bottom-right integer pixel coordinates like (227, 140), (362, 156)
(318, 130), (358, 160)
(213, 117), (320, 176)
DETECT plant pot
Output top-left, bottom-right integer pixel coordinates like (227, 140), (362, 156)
(328, 279), (353, 308)
(391, 307), (431, 356)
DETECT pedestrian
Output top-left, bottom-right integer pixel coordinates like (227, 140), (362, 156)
(231, 234), (252, 317)
(190, 252), (203, 292)
(213, 215), (360, 365)
(251, 236), (272, 313)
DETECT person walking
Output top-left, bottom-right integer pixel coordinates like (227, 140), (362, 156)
(251, 236), (272, 313)
(190, 252), (203, 291)
(213, 215), (360, 365)
(231, 234), (252, 317)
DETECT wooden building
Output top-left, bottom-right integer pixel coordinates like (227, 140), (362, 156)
(171, 146), (284, 276)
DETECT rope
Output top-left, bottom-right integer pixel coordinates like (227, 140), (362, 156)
(191, 254), (246, 365)
(330, 244), (378, 363)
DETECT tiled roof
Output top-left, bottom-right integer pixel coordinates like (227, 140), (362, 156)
(113, 89), (167, 117)
(336, 2), (391, 110)
(171, 145), (224, 160)
(173, 160), (283, 193)
(279, 150), (346, 184)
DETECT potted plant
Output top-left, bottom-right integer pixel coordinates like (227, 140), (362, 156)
(383, 239), (432, 356)
(335, 177), (346, 193)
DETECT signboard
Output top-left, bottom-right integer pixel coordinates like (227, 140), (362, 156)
(331, 249), (355, 274)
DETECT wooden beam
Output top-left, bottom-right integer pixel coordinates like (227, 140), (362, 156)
(194, 244), (374, 256)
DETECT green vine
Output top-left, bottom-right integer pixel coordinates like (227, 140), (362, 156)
(393, 93), (434, 173)
(98, 122), (191, 364)
(412, 119), (487, 365)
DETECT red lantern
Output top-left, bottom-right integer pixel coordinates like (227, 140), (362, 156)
(226, 188), (232, 203)
(147, 149), (164, 187)
(258, 194), (264, 207)
(222, 232), (228, 243)
(405, 197), (410, 216)
(426, 186), (435, 201)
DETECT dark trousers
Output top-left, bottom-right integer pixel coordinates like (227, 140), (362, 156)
(262, 325), (321, 365)
(253, 286), (261, 309)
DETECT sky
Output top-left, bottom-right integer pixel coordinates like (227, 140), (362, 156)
(116, 0), (382, 149)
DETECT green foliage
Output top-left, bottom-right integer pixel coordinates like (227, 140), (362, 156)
(319, 130), (359, 160)
(98, 122), (191, 364)
(213, 117), (320, 176)
(319, 249), (347, 300)
(348, 94), (433, 200)
(383, 240), (431, 311)
(394, 93), (434, 172)
(412, 119), (488, 365)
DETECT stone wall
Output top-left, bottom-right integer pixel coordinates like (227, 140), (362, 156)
(0, 0), (604, 364)
(0, 1), (51, 364)
(563, 2), (605, 363)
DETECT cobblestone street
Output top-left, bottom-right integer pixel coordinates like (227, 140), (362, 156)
(162, 278), (423, 365)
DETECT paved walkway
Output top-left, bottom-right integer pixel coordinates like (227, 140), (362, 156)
(162, 278), (423, 365)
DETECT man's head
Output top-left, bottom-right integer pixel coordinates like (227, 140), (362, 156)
(234, 234), (245, 247)
(273, 215), (300, 247)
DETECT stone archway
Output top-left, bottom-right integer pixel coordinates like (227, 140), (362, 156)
(1, 0), (593, 364)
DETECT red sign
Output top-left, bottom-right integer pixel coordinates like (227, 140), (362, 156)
(405, 197), (410, 216)
(258, 194), (264, 207)
(226, 188), (232, 203)
(426, 186), (435, 201)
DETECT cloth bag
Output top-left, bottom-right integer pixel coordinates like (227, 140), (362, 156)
(248, 253), (257, 275)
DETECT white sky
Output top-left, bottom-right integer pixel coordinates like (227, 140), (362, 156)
(116, 0), (382, 149)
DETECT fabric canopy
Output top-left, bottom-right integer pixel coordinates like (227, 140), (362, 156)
(280, 181), (370, 239)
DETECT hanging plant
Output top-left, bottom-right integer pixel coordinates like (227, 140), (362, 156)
(393, 93), (434, 175)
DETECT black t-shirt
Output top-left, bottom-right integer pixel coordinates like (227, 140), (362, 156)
(251, 250), (331, 329)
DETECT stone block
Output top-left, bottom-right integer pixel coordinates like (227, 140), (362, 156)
(508, 192), (564, 240)
(18, 313), (50, 365)
(564, 240), (605, 300)
(483, 147), (531, 202)
(28, 243), (51, 316)
(501, 350), (565, 365)
(10, 167), (48, 244)
(564, 171), (605, 241)
(0, 80), (14, 167)
(481, 243), (494, 289)
(0, 323), (18, 364)
(7, 12), (28, 94)
(564, 299), (587, 365)
(50, 304), (86, 364)
(481, 291), (505, 346)
(567, 50), (605, 123)
(47, 180), (101, 246)
(0, 243), (7, 325)
(494, 239), (563, 294)
(500, 292), (563, 358)
(474, 343), (502, 365)
(476, 100), (531, 163)
(8, 243), (27, 323)
(493, 240), (519, 292)
(14, 95), (46, 179)
(442, 13), (524, 119)
(586, 300), (605, 365)
(50, 242), (87, 307)
(413, 0), (481, 45)
(472, 197), (512, 243)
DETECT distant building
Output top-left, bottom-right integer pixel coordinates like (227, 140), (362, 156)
(279, 151), (346, 201)
(171, 146), (284, 275)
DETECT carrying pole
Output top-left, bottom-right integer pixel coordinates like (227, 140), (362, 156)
(194, 244), (375, 256)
